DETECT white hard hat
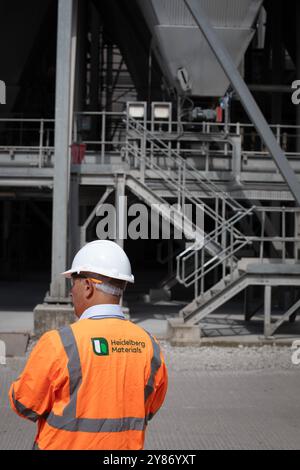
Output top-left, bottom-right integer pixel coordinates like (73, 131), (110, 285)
(62, 240), (134, 283)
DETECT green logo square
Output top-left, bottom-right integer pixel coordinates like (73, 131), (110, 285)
(92, 337), (109, 356)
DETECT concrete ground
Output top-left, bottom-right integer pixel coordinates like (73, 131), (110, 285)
(1, 343), (300, 450)
(1, 282), (300, 449)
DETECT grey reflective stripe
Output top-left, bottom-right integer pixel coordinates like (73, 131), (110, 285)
(47, 413), (146, 432)
(12, 389), (40, 422)
(47, 325), (147, 433)
(144, 332), (161, 402)
(58, 326), (82, 418)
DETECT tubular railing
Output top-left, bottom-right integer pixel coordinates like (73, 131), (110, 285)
(126, 115), (245, 212)
(73, 111), (126, 163)
(125, 139), (246, 246)
(0, 118), (55, 167)
(125, 116), (255, 300)
(1, 115), (300, 170)
(246, 206), (300, 263)
(176, 206), (254, 298)
(177, 205), (300, 300)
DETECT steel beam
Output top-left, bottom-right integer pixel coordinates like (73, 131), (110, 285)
(269, 297), (300, 336)
(50, 0), (77, 299)
(69, 173), (80, 262)
(297, 1), (300, 154)
(184, 0), (300, 206)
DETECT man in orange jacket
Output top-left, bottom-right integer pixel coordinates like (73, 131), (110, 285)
(9, 240), (168, 450)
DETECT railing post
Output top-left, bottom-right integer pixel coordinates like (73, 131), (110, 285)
(101, 112), (105, 164)
(264, 285), (272, 338)
(181, 160), (186, 211)
(260, 209), (265, 261)
(214, 196), (218, 242)
(222, 198), (226, 278)
(231, 136), (241, 185)
(194, 250), (198, 299)
(140, 132), (146, 183)
(276, 124), (280, 145)
(39, 119), (44, 168)
(294, 211), (299, 261)
(73, 113), (78, 142)
(230, 226), (234, 281)
(125, 113), (129, 164)
(177, 160), (182, 209)
(282, 206), (286, 262)
(200, 248), (204, 296)
(46, 128), (50, 147)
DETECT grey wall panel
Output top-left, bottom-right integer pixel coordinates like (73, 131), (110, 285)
(147, 0), (262, 28)
(138, 0), (263, 96)
(154, 25), (254, 96)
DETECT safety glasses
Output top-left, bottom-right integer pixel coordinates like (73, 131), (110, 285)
(69, 274), (103, 289)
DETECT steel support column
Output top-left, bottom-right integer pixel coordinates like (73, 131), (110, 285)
(69, 173), (80, 263)
(50, 0), (78, 300)
(115, 173), (127, 249)
(264, 285), (272, 338)
(297, 1), (300, 154)
(184, 0), (300, 206)
(74, 0), (87, 114)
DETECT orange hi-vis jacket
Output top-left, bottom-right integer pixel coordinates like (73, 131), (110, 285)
(9, 313), (168, 450)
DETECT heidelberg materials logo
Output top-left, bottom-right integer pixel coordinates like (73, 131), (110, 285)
(92, 337), (109, 356)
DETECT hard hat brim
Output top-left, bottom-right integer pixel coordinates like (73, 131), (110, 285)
(61, 267), (134, 283)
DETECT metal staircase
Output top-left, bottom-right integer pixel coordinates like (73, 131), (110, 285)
(126, 175), (204, 245)
(125, 116), (255, 323)
(176, 204), (254, 321)
(124, 116), (300, 335)
(179, 257), (300, 336)
(179, 264), (248, 324)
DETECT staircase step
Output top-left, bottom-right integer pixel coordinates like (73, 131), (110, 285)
(216, 279), (226, 290)
(210, 288), (222, 296)
(203, 291), (212, 301)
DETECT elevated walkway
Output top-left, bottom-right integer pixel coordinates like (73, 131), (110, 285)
(1, 112), (300, 340)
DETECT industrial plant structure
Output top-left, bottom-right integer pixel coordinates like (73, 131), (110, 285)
(1, 0), (300, 341)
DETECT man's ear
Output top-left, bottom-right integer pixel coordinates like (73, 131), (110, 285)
(84, 278), (94, 299)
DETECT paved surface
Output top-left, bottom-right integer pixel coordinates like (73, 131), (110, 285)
(0, 312), (33, 333)
(1, 343), (300, 450)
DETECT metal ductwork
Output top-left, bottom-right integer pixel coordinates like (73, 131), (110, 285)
(137, 0), (263, 97)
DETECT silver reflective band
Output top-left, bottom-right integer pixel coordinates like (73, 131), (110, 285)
(144, 332), (161, 402)
(57, 326), (82, 419)
(47, 413), (147, 432)
(12, 389), (40, 422)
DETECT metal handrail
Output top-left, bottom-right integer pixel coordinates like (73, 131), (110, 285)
(180, 239), (249, 290)
(126, 140), (246, 246)
(126, 119), (248, 246)
(127, 116), (245, 212)
(2, 115), (300, 171)
(125, 117), (255, 301)
(126, 142), (202, 241)
(176, 205), (254, 285)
